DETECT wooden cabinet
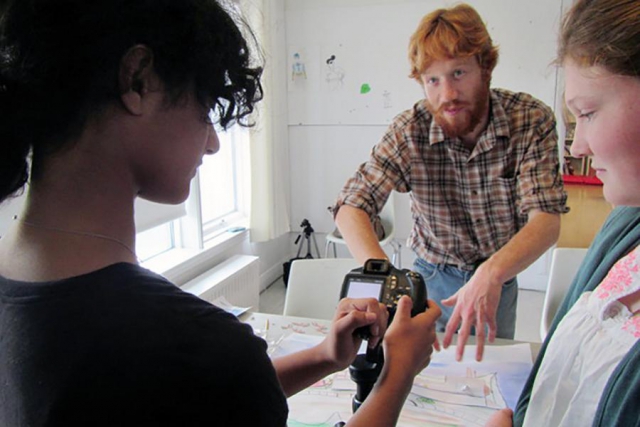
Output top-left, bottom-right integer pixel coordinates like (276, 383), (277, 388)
(557, 184), (613, 248)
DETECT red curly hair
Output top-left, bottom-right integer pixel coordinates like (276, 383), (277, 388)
(408, 3), (499, 81)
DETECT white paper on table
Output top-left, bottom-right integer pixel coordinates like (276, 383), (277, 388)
(419, 343), (533, 410)
(287, 343), (534, 427)
(210, 296), (251, 317)
(268, 332), (324, 358)
(265, 330), (369, 358)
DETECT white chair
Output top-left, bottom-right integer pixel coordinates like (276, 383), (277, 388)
(283, 258), (361, 320)
(540, 247), (588, 341)
(325, 192), (402, 267)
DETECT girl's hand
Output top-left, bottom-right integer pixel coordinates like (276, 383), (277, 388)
(319, 297), (389, 370)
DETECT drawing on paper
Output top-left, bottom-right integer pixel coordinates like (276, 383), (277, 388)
(383, 90), (393, 109)
(292, 52), (307, 81)
(288, 365), (505, 426)
(325, 55), (345, 91)
(245, 315), (532, 427)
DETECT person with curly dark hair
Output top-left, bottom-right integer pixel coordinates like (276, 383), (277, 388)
(0, 0), (441, 425)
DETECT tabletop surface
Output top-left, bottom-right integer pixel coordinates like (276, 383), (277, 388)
(242, 312), (539, 427)
(243, 311), (541, 360)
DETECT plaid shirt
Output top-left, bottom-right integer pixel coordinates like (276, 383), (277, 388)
(335, 89), (568, 269)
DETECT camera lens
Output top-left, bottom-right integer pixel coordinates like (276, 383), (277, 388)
(349, 354), (383, 413)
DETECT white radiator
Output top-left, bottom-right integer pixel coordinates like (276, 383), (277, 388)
(181, 255), (260, 310)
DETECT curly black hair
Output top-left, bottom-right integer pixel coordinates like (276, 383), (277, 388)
(0, 0), (263, 202)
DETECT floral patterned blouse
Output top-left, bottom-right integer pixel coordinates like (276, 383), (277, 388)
(523, 245), (640, 427)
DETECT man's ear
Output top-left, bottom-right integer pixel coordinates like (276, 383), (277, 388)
(481, 68), (493, 86)
(119, 45), (156, 116)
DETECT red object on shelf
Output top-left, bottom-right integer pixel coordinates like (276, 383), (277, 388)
(562, 174), (603, 185)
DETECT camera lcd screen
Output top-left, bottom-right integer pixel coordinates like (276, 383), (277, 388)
(345, 277), (384, 299)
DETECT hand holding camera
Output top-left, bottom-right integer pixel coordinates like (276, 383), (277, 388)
(338, 259), (441, 412)
(340, 259), (428, 339)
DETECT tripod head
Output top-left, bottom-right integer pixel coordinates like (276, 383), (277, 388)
(294, 219), (316, 246)
(299, 218), (314, 236)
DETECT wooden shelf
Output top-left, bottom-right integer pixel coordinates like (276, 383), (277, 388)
(567, 155), (593, 176)
(563, 132), (595, 177)
(558, 184), (613, 248)
(563, 174), (602, 185)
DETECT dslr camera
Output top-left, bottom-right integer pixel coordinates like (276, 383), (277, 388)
(340, 258), (427, 337)
(339, 258), (428, 413)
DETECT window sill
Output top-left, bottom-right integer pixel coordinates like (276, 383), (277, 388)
(142, 225), (249, 285)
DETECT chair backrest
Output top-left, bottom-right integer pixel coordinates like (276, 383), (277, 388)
(283, 258), (361, 320)
(540, 247), (588, 340)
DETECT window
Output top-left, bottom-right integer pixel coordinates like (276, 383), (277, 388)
(199, 126), (250, 241)
(136, 222), (174, 261)
(136, 126), (250, 263)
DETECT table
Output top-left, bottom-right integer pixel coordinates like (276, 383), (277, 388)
(243, 312), (539, 427)
(243, 312), (540, 359)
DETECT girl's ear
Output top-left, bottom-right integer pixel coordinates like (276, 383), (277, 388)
(119, 45), (156, 116)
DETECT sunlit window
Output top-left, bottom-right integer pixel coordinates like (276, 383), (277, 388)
(199, 127), (249, 240)
(136, 222), (174, 262)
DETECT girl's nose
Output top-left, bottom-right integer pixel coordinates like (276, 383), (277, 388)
(569, 124), (591, 158)
(206, 127), (220, 155)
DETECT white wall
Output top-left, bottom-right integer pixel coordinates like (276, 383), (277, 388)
(285, 0), (562, 127)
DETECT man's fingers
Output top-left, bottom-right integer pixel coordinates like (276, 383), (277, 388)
(442, 305), (462, 349)
(456, 316), (472, 361)
(440, 294), (457, 307)
(475, 308), (486, 362)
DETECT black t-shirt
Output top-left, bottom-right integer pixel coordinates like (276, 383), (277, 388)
(0, 263), (288, 426)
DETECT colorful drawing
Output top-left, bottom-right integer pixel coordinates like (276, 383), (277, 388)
(292, 52), (307, 81)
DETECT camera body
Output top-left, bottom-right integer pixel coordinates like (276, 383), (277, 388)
(340, 259), (427, 337)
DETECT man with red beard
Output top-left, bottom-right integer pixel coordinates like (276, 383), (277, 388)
(332, 3), (568, 362)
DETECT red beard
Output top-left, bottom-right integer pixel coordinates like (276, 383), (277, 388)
(427, 83), (490, 139)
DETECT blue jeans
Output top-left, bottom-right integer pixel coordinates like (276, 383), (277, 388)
(413, 258), (518, 339)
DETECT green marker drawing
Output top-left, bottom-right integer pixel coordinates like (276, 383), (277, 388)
(360, 83), (371, 94)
